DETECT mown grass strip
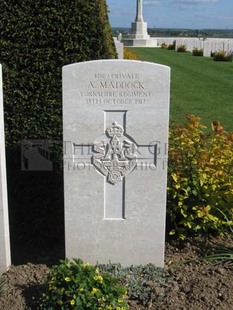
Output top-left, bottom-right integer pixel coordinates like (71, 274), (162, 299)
(129, 48), (233, 131)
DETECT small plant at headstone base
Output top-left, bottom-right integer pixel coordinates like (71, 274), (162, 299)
(167, 40), (176, 50)
(98, 263), (166, 307)
(201, 210), (233, 265)
(213, 50), (233, 62)
(201, 247), (233, 266)
(177, 44), (187, 52)
(161, 42), (168, 49)
(171, 246), (233, 268)
(39, 258), (128, 310)
(167, 114), (233, 240)
(192, 48), (203, 56)
(174, 213), (233, 267)
(123, 48), (140, 60)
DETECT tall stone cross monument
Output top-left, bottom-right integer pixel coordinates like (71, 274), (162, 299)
(136, 0), (143, 22)
(129, 0), (150, 40)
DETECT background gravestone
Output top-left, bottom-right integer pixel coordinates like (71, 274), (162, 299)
(203, 41), (211, 57)
(63, 60), (170, 267)
(113, 37), (124, 59)
(0, 64), (11, 273)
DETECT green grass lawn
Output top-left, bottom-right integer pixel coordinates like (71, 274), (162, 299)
(129, 48), (233, 131)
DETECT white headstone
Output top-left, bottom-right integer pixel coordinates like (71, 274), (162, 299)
(118, 33), (122, 42)
(63, 60), (170, 267)
(113, 37), (124, 59)
(0, 64), (11, 274)
(203, 41), (211, 57)
(186, 39), (194, 52)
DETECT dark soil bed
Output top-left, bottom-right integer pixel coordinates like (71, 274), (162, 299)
(0, 234), (233, 310)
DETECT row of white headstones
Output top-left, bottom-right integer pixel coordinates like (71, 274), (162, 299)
(115, 36), (233, 58)
(156, 37), (233, 57)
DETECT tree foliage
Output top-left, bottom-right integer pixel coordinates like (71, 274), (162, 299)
(0, 0), (116, 147)
(0, 0), (116, 264)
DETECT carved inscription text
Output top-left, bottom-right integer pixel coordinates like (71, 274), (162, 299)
(80, 72), (152, 105)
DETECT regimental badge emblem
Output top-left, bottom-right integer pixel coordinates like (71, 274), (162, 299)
(92, 122), (137, 185)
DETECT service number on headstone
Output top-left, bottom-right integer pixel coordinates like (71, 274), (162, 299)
(63, 60), (170, 267)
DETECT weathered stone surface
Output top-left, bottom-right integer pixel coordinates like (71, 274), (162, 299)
(63, 60), (170, 267)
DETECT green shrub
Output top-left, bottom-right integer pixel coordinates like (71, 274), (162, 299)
(167, 114), (233, 240)
(192, 48), (203, 56)
(177, 44), (187, 52)
(0, 0), (117, 261)
(167, 40), (176, 50)
(39, 259), (128, 310)
(124, 48), (140, 60)
(161, 42), (168, 49)
(213, 50), (233, 62)
(0, 0), (116, 148)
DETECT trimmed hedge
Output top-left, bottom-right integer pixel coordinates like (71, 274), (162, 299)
(0, 0), (116, 148)
(0, 0), (116, 264)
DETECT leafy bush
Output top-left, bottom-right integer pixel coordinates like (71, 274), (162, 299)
(213, 50), (233, 62)
(124, 48), (140, 60)
(177, 44), (187, 52)
(39, 259), (128, 310)
(192, 48), (203, 56)
(167, 114), (233, 240)
(167, 40), (176, 50)
(0, 0), (116, 148)
(0, 0), (116, 262)
(161, 42), (168, 49)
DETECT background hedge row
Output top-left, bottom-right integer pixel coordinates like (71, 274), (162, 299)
(0, 0), (116, 264)
(1, 0), (116, 146)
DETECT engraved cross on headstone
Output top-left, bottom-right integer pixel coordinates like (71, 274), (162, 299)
(91, 110), (157, 220)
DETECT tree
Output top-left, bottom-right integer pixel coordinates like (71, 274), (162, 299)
(0, 0), (116, 147)
(0, 0), (116, 264)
